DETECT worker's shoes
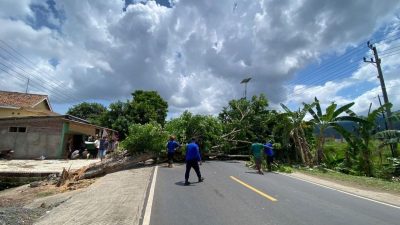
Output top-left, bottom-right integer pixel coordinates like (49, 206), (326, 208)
(198, 177), (204, 182)
(184, 181), (190, 186)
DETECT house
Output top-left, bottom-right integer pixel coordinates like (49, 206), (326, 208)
(0, 90), (58, 118)
(0, 91), (116, 159)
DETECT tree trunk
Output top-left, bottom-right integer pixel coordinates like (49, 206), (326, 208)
(291, 131), (305, 164)
(57, 152), (155, 187)
(299, 127), (312, 166)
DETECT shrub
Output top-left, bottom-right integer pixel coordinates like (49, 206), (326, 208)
(121, 122), (168, 155)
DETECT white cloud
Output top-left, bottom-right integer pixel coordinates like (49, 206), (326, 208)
(0, 0), (400, 118)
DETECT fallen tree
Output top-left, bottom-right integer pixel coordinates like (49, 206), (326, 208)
(57, 152), (155, 187)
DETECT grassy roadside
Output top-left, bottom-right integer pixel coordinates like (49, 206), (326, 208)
(294, 168), (400, 195)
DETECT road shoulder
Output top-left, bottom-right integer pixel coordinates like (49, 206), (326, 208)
(35, 166), (153, 225)
(284, 172), (400, 207)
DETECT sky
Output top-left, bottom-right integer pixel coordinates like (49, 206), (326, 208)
(1, 0), (400, 119)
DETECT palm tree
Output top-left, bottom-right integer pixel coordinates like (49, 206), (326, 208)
(305, 97), (364, 164)
(280, 103), (314, 166)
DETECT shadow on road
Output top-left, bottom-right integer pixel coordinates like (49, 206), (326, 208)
(245, 171), (262, 174)
(175, 181), (203, 186)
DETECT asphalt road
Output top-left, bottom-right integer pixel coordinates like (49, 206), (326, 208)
(150, 161), (400, 225)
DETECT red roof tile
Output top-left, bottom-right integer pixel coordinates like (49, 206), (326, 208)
(0, 90), (50, 109)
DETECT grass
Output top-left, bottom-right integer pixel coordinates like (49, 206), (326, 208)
(295, 167), (400, 195)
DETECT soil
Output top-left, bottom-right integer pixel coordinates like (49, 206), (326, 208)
(0, 178), (95, 225)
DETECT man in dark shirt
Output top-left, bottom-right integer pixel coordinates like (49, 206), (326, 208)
(264, 142), (274, 172)
(184, 138), (204, 186)
(166, 135), (180, 168)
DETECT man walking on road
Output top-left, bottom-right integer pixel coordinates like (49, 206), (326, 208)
(184, 138), (204, 185)
(166, 135), (180, 168)
(264, 141), (274, 172)
(251, 139), (264, 175)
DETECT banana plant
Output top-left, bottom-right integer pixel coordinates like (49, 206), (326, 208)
(333, 103), (392, 176)
(280, 103), (315, 166)
(304, 97), (365, 164)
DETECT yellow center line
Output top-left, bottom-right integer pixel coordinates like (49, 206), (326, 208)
(230, 176), (278, 202)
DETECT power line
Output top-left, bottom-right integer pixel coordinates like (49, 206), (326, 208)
(288, 45), (366, 85)
(287, 30), (400, 98)
(288, 62), (376, 100)
(0, 40), (82, 103)
(0, 61), (65, 102)
(380, 50), (400, 58)
(0, 52), (73, 101)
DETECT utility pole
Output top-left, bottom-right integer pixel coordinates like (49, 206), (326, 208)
(377, 95), (388, 130)
(363, 41), (393, 130)
(364, 41), (397, 157)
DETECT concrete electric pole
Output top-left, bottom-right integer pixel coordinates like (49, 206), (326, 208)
(363, 41), (393, 130)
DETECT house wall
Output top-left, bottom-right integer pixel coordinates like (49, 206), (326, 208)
(0, 118), (63, 159)
(0, 108), (50, 118)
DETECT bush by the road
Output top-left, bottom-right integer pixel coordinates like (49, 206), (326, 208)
(121, 122), (168, 154)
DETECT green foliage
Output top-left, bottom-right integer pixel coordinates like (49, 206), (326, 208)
(98, 90), (168, 140)
(165, 111), (223, 152)
(375, 130), (400, 145)
(277, 103), (315, 165)
(99, 101), (130, 139)
(121, 122), (168, 154)
(296, 167), (400, 194)
(277, 165), (293, 173)
(67, 102), (107, 125)
(323, 140), (346, 169)
(333, 103), (392, 176)
(375, 157), (400, 179)
(129, 90), (168, 126)
(219, 94), (276, 154)
(305, 97), (362, 164)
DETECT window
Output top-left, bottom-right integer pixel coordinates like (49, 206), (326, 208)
(18, 127), (26, 132)
(9, 127), (17, 132)
(9, 127), (27, 133)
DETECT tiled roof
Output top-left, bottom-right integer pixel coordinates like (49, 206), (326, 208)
(0, 90), (49, 108)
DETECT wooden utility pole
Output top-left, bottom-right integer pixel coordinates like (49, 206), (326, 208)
(364, 41), (393, 130)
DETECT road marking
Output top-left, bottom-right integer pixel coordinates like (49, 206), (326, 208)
(143, 166), (158, 225)
(281, 173), (400, 209)
(230, 176), (277, 202)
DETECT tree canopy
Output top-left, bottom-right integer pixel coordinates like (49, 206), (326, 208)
(129, 90), (168, 126)
(67, 102), (107, 125)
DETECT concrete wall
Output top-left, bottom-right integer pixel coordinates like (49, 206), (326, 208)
(0, 118), (63, 159)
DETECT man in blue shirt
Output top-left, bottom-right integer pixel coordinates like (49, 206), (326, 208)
(99, 136), (109, 161)
(184, 138), (204, 185)
(166, 135), (180, 168)
(264, 141), (274, 172)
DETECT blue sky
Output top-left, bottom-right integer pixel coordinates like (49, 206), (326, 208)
(1, 0), (400, 118)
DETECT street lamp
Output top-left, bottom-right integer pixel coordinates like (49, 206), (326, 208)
(240, 77), (252, 99)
